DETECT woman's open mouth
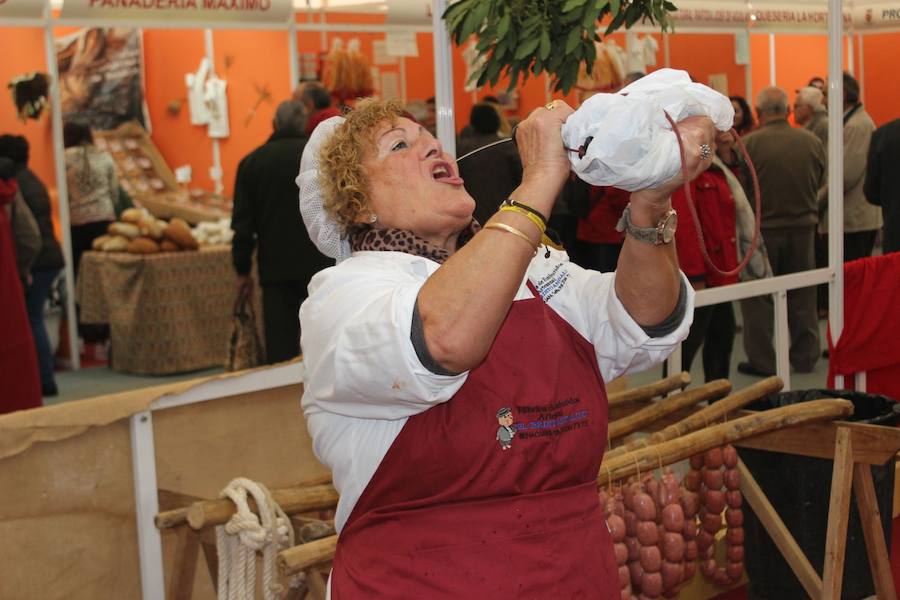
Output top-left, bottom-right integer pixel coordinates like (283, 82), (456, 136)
(431, 162), (464, 186)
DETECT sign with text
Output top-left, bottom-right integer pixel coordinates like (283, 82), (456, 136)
(60, 0), (293, 26)
(0, 0), (47, 20)
(748, 1), (852, 31)
(667, 1), (750, 29)
(854, 4), (900, 30)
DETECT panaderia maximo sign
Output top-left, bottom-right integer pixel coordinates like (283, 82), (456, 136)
(59, 0), (293, 25)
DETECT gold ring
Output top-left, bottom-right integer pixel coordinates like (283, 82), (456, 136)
(545, 101), (556, 110)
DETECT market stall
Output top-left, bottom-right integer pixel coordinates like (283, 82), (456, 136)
(77, 244), (261, 375)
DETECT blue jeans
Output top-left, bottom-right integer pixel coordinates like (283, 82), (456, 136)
(25, 268), (59, 388)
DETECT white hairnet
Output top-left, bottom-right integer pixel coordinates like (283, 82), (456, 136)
(561, 68), (734, 191)
(297, 116), (352, 262)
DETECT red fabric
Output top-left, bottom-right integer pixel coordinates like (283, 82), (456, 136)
(331, 282), (618, 599)
(0, 179), (41, 413)
(576, 186), (629, 244)
(671, 169), (740, 287)
(0, 178), (16, 208)
(305, 107), (342, 137)
(828, 253), (900, 399)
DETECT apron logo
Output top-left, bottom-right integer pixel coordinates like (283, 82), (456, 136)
(496, 407), (516, 450)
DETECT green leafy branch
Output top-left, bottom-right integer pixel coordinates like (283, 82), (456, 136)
(444, 0), (677, 94)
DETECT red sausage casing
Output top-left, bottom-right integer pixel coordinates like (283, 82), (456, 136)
(661, 532), (686, 562)
(637, 521), (660, 546)
(640, 545), (662, 573)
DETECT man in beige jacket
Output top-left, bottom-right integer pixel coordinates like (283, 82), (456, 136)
(820, 72), (881, 261)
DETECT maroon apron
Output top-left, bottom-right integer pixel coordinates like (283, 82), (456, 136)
(331, 281), (619, 599)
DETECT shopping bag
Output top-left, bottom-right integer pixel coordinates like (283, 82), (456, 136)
(225, 293), (263, 371)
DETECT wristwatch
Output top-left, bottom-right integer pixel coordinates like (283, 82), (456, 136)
(615, 204), (678, 245)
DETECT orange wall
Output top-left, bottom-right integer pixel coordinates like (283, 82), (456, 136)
(0, 27), (56, 192)
(860, 32), (900, 127)
(143, 28), (292, 197)
(2, 21), (899, 204)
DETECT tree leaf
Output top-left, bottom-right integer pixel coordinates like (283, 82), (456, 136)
(514, 36), (541, 60)
(496, 12), (511, 39)
(610, 0), (621, 17)
(562, 0), (588, 12)
(624, 2), (643, 27)
(539, 30), (551, 61)
(460, 0), (490, 41)
(565, 26), (582, 54)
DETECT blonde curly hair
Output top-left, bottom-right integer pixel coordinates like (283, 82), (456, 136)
(318, 98), (408, 234)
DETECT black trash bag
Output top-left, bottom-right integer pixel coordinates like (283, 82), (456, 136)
(741, 390), (898, 600)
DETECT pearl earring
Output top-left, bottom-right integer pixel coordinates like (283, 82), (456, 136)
(369, 214), (378, 224)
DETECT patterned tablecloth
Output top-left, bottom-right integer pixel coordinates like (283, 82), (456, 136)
(77, 247), (262, 375)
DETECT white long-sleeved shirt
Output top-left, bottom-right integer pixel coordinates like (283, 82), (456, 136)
(300, 249), (694, 532)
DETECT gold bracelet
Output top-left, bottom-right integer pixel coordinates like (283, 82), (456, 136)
(483, 223), (539, 255)
(498, 205), (546, 235)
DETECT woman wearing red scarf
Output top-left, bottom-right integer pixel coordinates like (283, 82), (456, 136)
(0, 159), (41, 413)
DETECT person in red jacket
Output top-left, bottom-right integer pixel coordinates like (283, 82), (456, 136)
(0, 158), (42, 413)
(671, 164), (740, 381)
(573, 185), (630, 272)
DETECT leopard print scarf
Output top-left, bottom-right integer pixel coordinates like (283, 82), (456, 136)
(349, 221), (481, 264)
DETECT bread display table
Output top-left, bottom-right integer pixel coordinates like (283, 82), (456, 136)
(77, 247), (260, 375)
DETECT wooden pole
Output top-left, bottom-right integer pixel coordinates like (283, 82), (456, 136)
(605, 376), (783, 461)
(607, 372), (691, 408)
(156, 507), (192, 530)
(822, 427), (855, 600)
(186, 483), (339, 531)
(598, 399), (853, 486)
(852, 462), (898, 600)
(738, 460), (824, 599)
(608, 379), (731, 441)
(278, 535), (338, 576)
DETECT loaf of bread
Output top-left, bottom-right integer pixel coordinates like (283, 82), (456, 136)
(92, 235), (112, 250)
(163, 220), (198, 250)
(108, 222), (141, 239)
(101, 235), (130, 252)
(138, 216), (166, 240)
(127, 237), (161, 254)
(120, 208), (145, 224)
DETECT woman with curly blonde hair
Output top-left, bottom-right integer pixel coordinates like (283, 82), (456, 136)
(296, 97), (716, 599)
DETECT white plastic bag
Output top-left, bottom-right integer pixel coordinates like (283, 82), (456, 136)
(561, 68), (734, 191)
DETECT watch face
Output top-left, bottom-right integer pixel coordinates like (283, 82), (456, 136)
(662, 211), (678, 244)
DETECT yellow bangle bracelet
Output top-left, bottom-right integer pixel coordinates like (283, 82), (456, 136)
(483, 223), (539, 255)
(498, 205), (546, 235)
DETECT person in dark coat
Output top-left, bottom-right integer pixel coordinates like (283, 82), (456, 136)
(865, 118), (900, 255)
(0, 135), (65, 396)
(231, 100), (333, 364)
(456, 103), (522, 225)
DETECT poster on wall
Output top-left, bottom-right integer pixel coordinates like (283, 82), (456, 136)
(55, 27), (148, 131)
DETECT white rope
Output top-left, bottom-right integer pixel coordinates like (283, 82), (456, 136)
(215, 477), (297, 600)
